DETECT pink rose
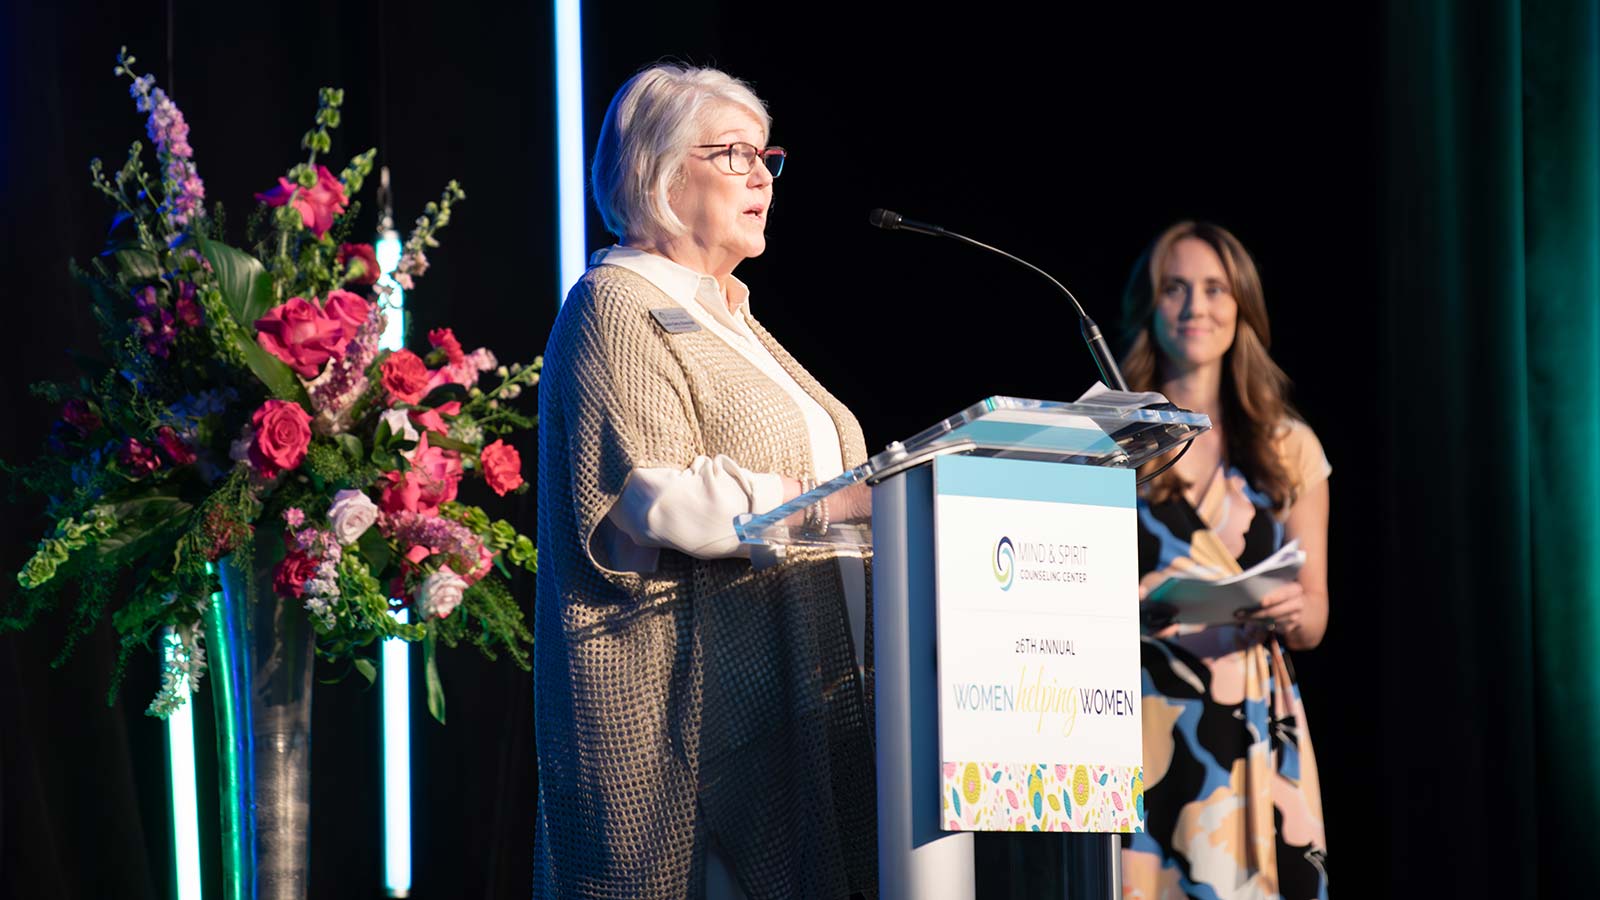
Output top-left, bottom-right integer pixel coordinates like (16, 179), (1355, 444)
(254, 164), (349, 239)
(154, 426), (197, 466)
(322, 290), (371, 345)
(380, 349), (432, 405)
(249, 399), (313, 477)
(118, 437), (161, 476)
(429, 328), (465, 366)
(61, 399), (101, 435)
(273, 549), (318, 600)
(335, 243), (380, 286)
(480, 439), (523, 496)
(255, 297), (345, 378)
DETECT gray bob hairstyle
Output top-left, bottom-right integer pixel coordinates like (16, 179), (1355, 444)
(590, 63), (771, 242)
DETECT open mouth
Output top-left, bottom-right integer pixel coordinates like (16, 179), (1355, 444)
(743, 204), (765, 221)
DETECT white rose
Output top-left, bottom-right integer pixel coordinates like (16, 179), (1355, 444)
(379, 408), (418, 441)
(419, 566), (468, 620)
(327, 489), (379, 546)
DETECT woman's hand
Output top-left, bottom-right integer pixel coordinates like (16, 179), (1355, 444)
(1248, 580), (1306, 636)
(823, 481), (872, 523)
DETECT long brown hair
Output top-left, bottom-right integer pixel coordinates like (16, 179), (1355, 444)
(1119, 221), (1296, 507)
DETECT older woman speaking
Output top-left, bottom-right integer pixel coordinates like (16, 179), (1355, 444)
(533, 64), (876, 900)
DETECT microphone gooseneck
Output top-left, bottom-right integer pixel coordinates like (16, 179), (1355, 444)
(867, 208), (1129, 391)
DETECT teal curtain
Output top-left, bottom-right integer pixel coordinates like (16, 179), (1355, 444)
(1385, 0), (1600, 894)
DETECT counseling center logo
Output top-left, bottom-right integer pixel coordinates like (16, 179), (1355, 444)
(987, 534), (1091, 589)
(992, 536), (1016, 591)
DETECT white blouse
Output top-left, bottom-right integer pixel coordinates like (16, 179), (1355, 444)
(592, 246), (847, 572)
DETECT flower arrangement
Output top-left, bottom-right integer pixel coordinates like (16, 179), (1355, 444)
(4, 49), (536, 722)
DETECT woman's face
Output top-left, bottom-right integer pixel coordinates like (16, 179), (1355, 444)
(1152, 237), (1239, 372)
(668, 105), (773, 271)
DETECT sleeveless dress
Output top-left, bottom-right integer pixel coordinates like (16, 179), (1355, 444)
(1120, 421), (1331, 900)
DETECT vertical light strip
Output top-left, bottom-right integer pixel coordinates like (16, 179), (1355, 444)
(555, 0), (587, 301)
(376, 229), (412, 897)
(164, 626), (203, 900)
(381, 611), (412, 896)
(375, 233), (406, 352)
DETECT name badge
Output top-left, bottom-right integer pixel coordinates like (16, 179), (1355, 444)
(650, 307), (701, 334)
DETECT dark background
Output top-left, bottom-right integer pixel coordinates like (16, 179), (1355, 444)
(1, 0), (1438, 896)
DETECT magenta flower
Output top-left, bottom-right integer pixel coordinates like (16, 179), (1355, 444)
(61, 400), (101, 436)
(335, 243), (380, 286)
(154, 426), (197, 466)
(321, 290), (371, 346)
(118, 438), (162, 476)
(254, 165), (349, 239)
(174, 282), (203, 328)
(255, 297), (346, 378)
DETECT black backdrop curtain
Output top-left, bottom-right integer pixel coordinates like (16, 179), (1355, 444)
(7, 0), (1599, 897)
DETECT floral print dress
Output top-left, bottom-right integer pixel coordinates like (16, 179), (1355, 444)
(1120, 421), (1331, 900)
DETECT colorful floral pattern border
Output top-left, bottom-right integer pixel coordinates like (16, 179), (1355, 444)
(941, 761), (1144, 832)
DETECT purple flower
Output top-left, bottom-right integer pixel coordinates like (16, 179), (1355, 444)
(309, 299), (386, 421)
(135, 306), (177, 358)
(127, 74), (205, 230)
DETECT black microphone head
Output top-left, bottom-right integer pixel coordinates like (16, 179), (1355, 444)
(867, 208), (902, 230)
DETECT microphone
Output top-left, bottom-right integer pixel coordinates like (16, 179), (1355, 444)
(868, 208), (1129, 391)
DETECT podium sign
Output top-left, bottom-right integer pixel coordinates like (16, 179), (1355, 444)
(933, 455), (1144, 834)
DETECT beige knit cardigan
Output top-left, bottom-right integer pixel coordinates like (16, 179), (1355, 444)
(533, 264), (877, 900)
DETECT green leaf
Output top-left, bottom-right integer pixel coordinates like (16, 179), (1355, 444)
(197, 236), (275, 328)
(371, 450), (399, 473)
(357, 528), (392, 573)
(334, 433), (364, 462)
(234, 335), (309, 404)
(353, 658), (377, 686)
(95, 495), (193, 561)
(424, 631), (446, 724)
(419, 384), (468, 408)
(113, 249), (162, 283)
(196, 236), (309, 403)
(107, 489), (191, 524)
(425, 433), (475, 454)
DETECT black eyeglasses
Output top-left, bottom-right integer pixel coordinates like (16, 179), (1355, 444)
(692, 142), (786, 178)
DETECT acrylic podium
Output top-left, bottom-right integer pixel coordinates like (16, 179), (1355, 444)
(735, 395), (1209, 900)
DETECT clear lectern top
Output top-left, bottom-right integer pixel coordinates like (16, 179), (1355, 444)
(734, 394), (1211, 551)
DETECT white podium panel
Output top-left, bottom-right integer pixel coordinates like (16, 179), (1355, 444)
(932, 455), (1145, 834)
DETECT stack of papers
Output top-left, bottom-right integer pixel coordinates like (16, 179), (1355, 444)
(1075, 381), (1171, 409)
(1142, 540), (1305, 630)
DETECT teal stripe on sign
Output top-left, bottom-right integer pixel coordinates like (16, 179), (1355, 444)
(955, 420), (1121, 455)
(934, 455), (1135, 507)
